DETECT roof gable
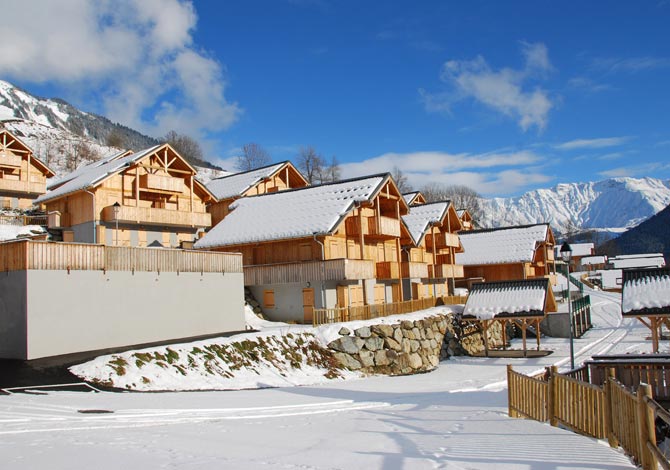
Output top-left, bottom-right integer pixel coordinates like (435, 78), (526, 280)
(456, 224), (551, 266)
(463, 278), (554, 319)
(206, 161), (308, 200)
(195, 174), (389, 248)
(401, 201), (449, 246)
(622, 268), (670, 315)
(403, 191), (426, 206)
(0, 129), (55, 177)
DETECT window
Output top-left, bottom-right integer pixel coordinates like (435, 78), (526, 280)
(263, 290), (275, 309)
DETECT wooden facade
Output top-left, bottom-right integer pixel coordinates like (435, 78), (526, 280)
(401, 202), (465, 299)
(457, 209), (474, 231)
(41, 144), (214, 248)
(0, 130), (55, 209)
(208, 161), (309, 226)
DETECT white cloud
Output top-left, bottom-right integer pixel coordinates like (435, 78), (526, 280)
(599, 162), (670, 178)
(556, 136), (631, 150)
(0, 0), (240, 139)
(591, 56), (670, 74)
(422, 42), (554, 131)
(567, 77), (613, 93)
(339, 149), (549, 196)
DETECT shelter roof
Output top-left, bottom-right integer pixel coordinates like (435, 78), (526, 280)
(463, 278), (554, 319)
(622, 268), (670, 315)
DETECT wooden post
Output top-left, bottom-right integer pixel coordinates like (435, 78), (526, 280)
(637, 383), (654, 470)
(603, 367), (618, 448)
(548, 365), (558, 426)
(521, 320), (527, 357)
(507, 365), (516, 418)
(643, 383), (658, 470)
(536, 318), (541, 351)
(482, 321), (490, 356)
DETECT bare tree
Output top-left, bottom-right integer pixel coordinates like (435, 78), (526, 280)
(420, 183), (483, 221)
(106, 128), (126, 148)
(321, 155), (341, 183)
(297, 146), (326, 184)
(391, 166), (413, 193)
(163, 130), (203, 162)
(236, 143), (272, 171)
(65, 139), (99, 171)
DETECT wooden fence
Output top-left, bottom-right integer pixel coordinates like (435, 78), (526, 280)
(0, 239), (243, 273)
(0, 213), (47, 226)
(312, 295), (468, 326)
(572, 295), (592, 338)
(507, 365), (670, 470)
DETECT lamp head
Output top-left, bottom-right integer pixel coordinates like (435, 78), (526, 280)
(560, 241), (572, 263)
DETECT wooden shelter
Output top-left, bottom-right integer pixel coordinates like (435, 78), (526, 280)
(195, 173), (409, 323)
(622, 267), (670, 352)
(462, 278), (557, 356)
(206, 161), (308, 226)
(0, 129), (55, 209)
(36, 144), (215, 247)
(456, 223), (556, 287)
(400, 200), (464, 299)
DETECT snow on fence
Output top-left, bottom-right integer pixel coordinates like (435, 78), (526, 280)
(507, 365), (670, 470)
(312, 295), (467, 326)
(0, 239), (243, 273)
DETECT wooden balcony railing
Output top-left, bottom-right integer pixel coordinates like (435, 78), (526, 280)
(139, 173), (184, 193)
(243, 258), (375, 285)
(429, 263), (464, 279)
(0, 178), (45, 195)
(424, 232), (460, 249)
(0, 153), (23, 168)
(101, 205), (211, 228)
(376, 261), (400, 279)
(401, 261), (428, 278)
(367, 215), (401, 238)
(0, 239), (242, 273)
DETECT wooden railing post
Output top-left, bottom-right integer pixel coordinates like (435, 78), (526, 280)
(638, 383), (657, 470)
(507, 365), (517, 418)
(604, 367), (619, 448)
(548, 365), (558, 427)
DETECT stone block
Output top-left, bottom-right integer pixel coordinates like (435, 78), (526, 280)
(384, 337), (401, 351)
(359, 350), (374, 368)
(364, 336), (384, 351)
(333, 352), (362, 370)
(354, 326), (371, 338)
(374, 350), (390, 366)
(410, 340), (420, 352)
(338, 327), (351, 336)
(328, 336), (364, 354)
(371, 324), (393, 337)
(393, 327), (403, 343)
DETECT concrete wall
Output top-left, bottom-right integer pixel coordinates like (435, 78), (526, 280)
(0, 269), (245, 360)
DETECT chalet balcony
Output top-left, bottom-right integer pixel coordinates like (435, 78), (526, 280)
(424, 232), (460, 249)
(428, 263), (464, 279)
(401, 261), (428, 279)
(101, 204), (211, 228)
(345, 215), (401, 239)
(0, 153), (23, 168)
(139, 173), (184, 193)
(243, 258), (375, 286)
(0, 179), (45, 196)
(376, 261), (400, 279)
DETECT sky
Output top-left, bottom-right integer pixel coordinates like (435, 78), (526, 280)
(0, 1), (669, 196)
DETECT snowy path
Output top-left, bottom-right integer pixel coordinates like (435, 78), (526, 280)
(0, 288), (647, 469)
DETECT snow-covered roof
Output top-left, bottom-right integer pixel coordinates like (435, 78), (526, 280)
(580, 255), (607, 265)
(622, 268), (670, 315)
(206, 162), (289, 200)
(35, 145), (161, 204)
(47, 149), (131, 190)
(463, 279), (550, 319)
(0, 129), (55, 177)
(403, 192), (420, 205)
(554, 243), (593, 258)
(456, 224), (550, 266)
(401, 201), (449, 245)
(610, 254), (666, 269)
(195, 174), (389, 248)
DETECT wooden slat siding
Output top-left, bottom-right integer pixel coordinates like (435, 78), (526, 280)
(0, 240), (241, 273)
(100, 205), (211, 228)
(376, 261), (399, 279)
(367, 215), (401, 238)
(507, 366), (549, 422)
(0, 179), (45, 195)
(564, 364), (590, 382)
(244, 258), (375, 285)
(401, 261), (428, 278)
(553, 374), (605, 438)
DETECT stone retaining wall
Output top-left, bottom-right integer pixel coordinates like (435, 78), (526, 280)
(327, 313), (503, 375)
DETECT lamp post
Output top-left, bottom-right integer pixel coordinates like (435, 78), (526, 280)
(113, 202), (121, 246)
(560, 241), (574, 369)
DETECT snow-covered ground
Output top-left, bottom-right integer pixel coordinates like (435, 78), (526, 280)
(0, 286), (649, 469)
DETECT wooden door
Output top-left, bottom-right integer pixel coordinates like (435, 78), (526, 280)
(337, 285), (349, 308)
(350, 285), (364, 307)
(391, 283), (401, 303)
(373, 284), (385, 305)
(302, 288), (314, 324)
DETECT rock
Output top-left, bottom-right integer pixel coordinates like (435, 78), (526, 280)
(339, 327), (351, 336)
(371, 324), (393, 337)
(393, 327), (403, 343)
(412, 327), (422, 339)
(385, 349), (398, 362)
(384, 337), (401, 351)
(401, 338), (411, 353)
(404, 329), (415, 340)
(359, 350), (374, 368)
(333, 352), (362, 370)
(400, 320), (413, 330)
(428, 355), (439, 367)
(408, 353), (423, 369)
(374, 350), (390, 366)
(409, 340), (420, 352)
(354, 326), (371, 338)
(420, 340), (431, 350)
(364, 336), (384, 351)
(328, 336), (364, 354)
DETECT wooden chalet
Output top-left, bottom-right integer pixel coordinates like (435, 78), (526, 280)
(554, 242), (594, 272)
(622, 267), (670, 352)
(457, 209), (474, 231)
(36, 144), (215, 247)
(403, 191), (426, 206)
(400, 200), (464, 300)
(463, 278), (557, 356)
(0, 129), (55, 209)
(456, 223), (557, 287)
(206, 161), (308, 226)
(195, 173), (409, 323)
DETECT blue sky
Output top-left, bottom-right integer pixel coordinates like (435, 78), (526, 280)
(1, 1), (669, 196)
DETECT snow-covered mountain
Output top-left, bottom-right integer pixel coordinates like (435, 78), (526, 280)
(0, 80), (226, 182)
(479, 177), (670, 235)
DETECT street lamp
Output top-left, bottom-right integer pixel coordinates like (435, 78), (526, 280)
(113, 202), (121, 246)
(560, 241), (574, 369)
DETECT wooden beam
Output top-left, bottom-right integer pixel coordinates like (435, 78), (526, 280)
(138, 164), (192, 175)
